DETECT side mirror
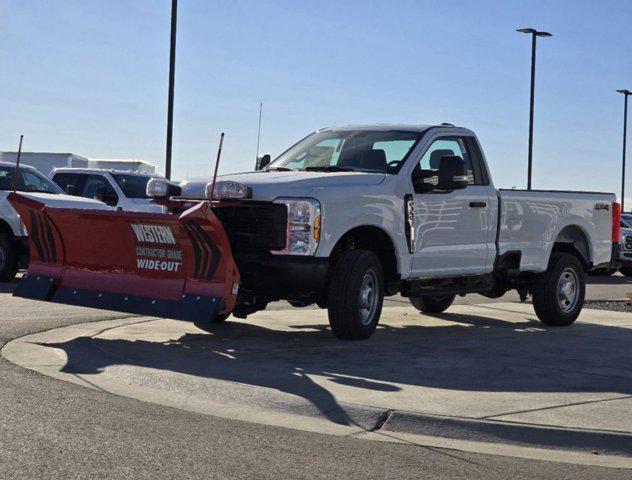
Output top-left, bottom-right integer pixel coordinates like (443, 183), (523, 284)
(255, 154), (271, 171)
(65, 184), (78, 195)
(146, 178), (182, 198)
(437, 156), (469, 190)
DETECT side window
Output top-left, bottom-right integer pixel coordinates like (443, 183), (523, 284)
(373, 139), (417, 171)
(20, 171), (59, 193)
(53, 173), (86, 195)
(82, 175), (118, 206)
(412, 137), (478, 191)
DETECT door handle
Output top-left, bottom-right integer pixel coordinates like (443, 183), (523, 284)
(469, 201), (487, 208)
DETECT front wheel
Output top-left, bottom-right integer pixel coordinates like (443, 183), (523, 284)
(409, 295), (455, 313)
(532, 252), (585, 326)
(327, 249), (384, 340)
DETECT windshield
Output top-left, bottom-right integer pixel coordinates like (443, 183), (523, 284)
(267, 130), (422, 173)
(112, 174), (153, 199)
(0, 166), (62, 193)
(622, 215), (632, 229)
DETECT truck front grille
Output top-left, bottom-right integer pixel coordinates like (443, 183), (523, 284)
(212, 202), (287, 254)
(625, 235), (632, 251)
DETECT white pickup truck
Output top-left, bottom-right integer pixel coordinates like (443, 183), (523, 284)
(176, 124), (619, 339)
(0, 161), (107, 281)
(50, 168), (168, 213)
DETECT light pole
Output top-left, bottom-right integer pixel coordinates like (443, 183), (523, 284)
(517, 28), (552, 190)
(165, 0), (178, 180)
(617, 89), (631, 212)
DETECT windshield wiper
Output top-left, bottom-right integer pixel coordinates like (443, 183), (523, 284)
(266, 166), (295, 172)
(304, 166), (354, 172)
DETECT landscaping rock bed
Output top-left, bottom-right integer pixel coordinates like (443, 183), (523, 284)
(584, 300), (632, 313)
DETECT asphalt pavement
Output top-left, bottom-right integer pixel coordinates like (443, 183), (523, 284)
(0, 275), (631, 479)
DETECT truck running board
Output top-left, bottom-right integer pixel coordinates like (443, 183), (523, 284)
(403, 274), (495, 298)
(8, 193), (240, 323)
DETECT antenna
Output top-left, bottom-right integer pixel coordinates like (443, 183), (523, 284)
(256, 101), (263, 159)
(209, 132), (225, 200)
(13, 135), (23, 194)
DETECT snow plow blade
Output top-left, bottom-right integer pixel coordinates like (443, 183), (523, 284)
(8, 193), (239, 323)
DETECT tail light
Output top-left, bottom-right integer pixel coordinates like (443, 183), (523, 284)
(612, 202), (622, 243)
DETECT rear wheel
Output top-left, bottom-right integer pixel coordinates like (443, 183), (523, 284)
(409, 295), (455, 313)
(532, 252), (585, 326)
(0, 233), (18, 282)
(620, 267), (632, 277)
(327, 249), (384, 340)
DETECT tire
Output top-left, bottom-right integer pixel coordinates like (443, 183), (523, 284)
(212, 312), (230, 323)
(193, 312), (230, 332)
(0, 233), (18, 282)
(532, 252), (585, 327)
(327, 249), (384, 340)
(620, 267), (632, 277)
(409, 294), (456, 313)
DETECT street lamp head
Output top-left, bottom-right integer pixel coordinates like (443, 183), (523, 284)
(617, 89), (632, 95)
(517, 28), (552, 37)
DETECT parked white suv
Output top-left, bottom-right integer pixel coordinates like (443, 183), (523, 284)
(175, 124), (619, 339)
(0, 162), (105, 280)
(50, 168), (167, 213)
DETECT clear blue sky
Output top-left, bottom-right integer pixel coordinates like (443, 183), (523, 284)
(1, 0), (631, 201)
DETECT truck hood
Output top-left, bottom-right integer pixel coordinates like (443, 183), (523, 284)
(179, 170), (387, 201)
(20, 192), (113, 210)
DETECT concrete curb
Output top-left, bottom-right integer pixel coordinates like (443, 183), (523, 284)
(381, 410), (632, 457)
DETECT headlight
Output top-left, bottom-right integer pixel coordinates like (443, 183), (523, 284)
(272, 198), (321, 256)
(205, 181), (251, 200)
(146, 178), (182, 198)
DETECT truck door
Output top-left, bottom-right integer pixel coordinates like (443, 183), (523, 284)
(409, 136), (497, 277)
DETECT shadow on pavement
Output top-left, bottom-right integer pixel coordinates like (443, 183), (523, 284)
(0, 279), (19, 294)
(587, 273), (632, 285)
(39, 309), (632, 430)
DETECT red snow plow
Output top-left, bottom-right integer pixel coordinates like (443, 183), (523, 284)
(8, 192), (240, 323)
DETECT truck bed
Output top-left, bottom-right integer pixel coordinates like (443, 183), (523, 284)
(498, 189), (616, 272)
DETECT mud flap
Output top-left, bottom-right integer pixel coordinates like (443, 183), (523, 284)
(8, 193), (239, 323)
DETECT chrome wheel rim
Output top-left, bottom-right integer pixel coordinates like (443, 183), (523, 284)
(359, 269), (379, 326)
(557, 268), (580, 313)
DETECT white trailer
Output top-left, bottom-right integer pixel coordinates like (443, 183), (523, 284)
(87, 159), (156, 174)
(0, 152), (89, 176)
(0, 153), (156, 176)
